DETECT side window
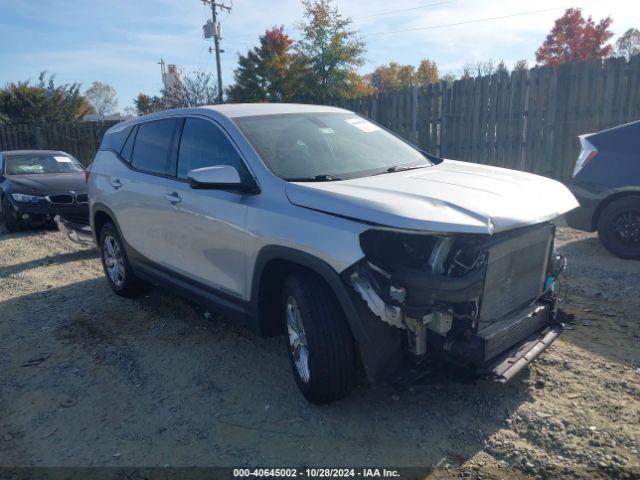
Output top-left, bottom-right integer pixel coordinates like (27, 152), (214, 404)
(99, 124), (133, 153)
(177, 118), (247, 180)
(131, 119), (178, 176)
(120, 125), (137, 163)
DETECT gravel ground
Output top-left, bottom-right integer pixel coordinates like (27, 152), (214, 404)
(0, 223), (638, 479)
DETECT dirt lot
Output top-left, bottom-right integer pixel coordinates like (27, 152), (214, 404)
(0, 223), (638, 479)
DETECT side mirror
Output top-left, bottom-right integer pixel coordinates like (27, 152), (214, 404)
(187, 165), (244, 190)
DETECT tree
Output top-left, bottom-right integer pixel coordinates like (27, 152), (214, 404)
(496, 60), (509, 74)
(0, 72), (93, 123)
(439, 73), (456, 85)
(227, 27), (301, 102)
(460, 59), (503, 79)
(133, 93), (163, 116)
(164, 70), (218, 108)
(85, 81), (117, 117)
(536, 8), (613, 66)
(616, 28), (640, 60)
(133, 70), (218, 116)
(415, 59), (439, 86)
(368, 59), (438, 92)
(295, 0), (366, 102)
(513, 59), (529, 71)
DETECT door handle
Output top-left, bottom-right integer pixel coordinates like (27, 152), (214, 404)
(110, 178), (122, 189)
(164, 192), (182, 205)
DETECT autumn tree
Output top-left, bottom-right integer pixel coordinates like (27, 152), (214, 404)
(368, 59), (438, 92)
(535, 8), (613, 66)
(295, 0), (366, 102)
(416, 60), (438, 85)
(616, 28), (640, 60)
(0, 72), (93, 123)
(227, 27), (302, 102)
(85, 81), (117, 117)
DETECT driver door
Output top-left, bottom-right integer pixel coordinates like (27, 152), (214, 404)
(158, 117), (251, 300)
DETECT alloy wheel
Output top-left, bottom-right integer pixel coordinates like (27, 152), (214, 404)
(103, 235), (125, 287)
(286, 296), (310, 384)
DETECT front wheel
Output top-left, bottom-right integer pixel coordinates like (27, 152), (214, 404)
(282, 272), (357, 404)
(1, 197), (20, 232)
(597, 196), (640, 260)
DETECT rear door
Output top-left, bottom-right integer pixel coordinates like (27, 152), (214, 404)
(155, 116), (251, 300)
(108, 117), (182, 265)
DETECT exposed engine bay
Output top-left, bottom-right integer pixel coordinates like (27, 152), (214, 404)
(349, 222), (567, 381)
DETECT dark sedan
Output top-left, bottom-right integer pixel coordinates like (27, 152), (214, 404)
(0, 150), (89, 232)
(566, 120), (640, 259)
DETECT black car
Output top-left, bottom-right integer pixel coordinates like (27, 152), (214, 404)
(0, 150), (89, 232)
(566, 120), (640, 259)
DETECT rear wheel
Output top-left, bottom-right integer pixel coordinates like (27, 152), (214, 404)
(1, 197), (20, 232)
(597, 196), (640, 259)
(282, 272), (357, 404)
(99, 222), (146, 297)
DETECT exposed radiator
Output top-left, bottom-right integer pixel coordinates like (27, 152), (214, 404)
(479, 223), (554, 326)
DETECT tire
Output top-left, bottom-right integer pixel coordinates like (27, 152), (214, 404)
(597, 196), (640, 260)
(99, 222), (146, 297)
(282, 271), (357, 404)
(1, 196), (20, 232)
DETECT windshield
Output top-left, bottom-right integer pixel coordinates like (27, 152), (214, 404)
(233, 112), (432, 180)
(5, 154), (84, 175)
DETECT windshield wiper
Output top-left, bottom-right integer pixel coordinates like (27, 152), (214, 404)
(376, 164), (431, 175)
(285, 174), (344, 182)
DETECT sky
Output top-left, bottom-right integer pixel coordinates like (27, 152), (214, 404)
(0, 0), (638, 110)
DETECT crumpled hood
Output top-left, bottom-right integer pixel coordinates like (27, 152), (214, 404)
(8, 174), (87, 195)
(285, 160), (579, 234)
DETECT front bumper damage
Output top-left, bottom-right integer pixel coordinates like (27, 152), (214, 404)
(347, 221), (566, 383)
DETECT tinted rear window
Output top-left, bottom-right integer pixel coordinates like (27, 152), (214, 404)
(131, 119), (178, 176)
(100, 124), (134, 152)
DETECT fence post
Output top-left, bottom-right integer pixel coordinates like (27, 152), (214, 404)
(34, 125), (46, 149)
(411, 86), (418, 144)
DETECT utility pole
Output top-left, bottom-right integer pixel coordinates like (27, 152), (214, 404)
(202, 0), (231, 104)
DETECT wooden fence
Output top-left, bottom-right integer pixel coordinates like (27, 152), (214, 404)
(1, 56), (639, 179)
(337, 55), (640, 182)
(0, 121), (118, 165)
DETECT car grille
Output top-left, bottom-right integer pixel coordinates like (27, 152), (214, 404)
(478, 223), (554, 326)
(47, 194), (74, 204)
(75, 194), (88, 204)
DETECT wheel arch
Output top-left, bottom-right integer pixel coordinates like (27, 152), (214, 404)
(250, 246), (369, 343)
(91, 203), (123, 243)
(593, 191), (640, 231)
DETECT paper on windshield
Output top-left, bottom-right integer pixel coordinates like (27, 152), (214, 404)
(345, 117), (380, 133)
(54, 156), (72, 163)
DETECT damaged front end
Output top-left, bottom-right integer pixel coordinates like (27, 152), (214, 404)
(347, 222), (566, 383)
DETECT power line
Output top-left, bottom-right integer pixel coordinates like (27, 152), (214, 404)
(366, 3), (591, 36)
(222, 0), (453, 40)
(352, 0), (454, 21)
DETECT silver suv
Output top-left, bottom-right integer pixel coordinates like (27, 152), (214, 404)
(89, 103), (578, 404)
